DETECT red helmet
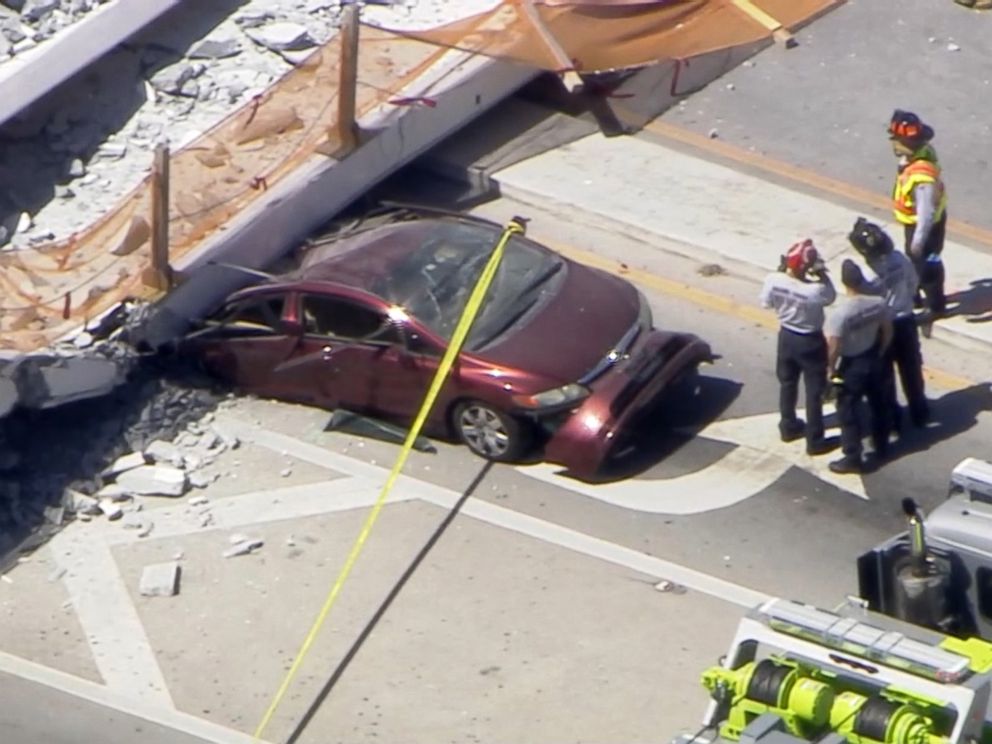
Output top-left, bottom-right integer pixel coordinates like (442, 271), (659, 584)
(785, 238), (820, 274)
(888, 110), (934, 146)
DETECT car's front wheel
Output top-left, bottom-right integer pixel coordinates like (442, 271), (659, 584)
(454, 400), (531, 463)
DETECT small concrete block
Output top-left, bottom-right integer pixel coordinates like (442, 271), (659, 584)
(210, 422), (240, 450)
(103, 451), (147, 477)
(144, 440), (185, 468)
(223, 538), (263, 558)
(98, 499), (123, 520)
(65, 489), (100, 515)
(139, 562), (180, 597)
(115, 465), (188, 497)
(188, 471), (216, 489)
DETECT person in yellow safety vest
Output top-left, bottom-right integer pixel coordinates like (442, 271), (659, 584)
(888, 109), (948, 318)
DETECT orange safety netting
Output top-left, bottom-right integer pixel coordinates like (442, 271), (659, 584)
(381, 0), (836, 72)
(0, 0), (837, 353)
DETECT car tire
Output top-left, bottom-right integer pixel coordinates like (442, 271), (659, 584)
(453, 400), (531, 463)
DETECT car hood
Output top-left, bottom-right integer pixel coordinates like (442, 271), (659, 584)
(476, 262), (640, 384)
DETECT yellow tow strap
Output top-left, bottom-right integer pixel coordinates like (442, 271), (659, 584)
(253, 215), (527, 741)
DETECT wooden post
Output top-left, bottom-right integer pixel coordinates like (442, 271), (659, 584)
(336, 4), (360, 152)
(149, 143), (172, 290)
(519, 0), (583, 92)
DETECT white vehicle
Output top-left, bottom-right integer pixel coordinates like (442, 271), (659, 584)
(858, 458), (992, 639)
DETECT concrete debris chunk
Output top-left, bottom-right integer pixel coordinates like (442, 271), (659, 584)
(139, 562), (180, 597)
(20, 0), (58, 23)
(115, 465), (188, 497)
(197, 430), (221, 451)
(246, 21), (316, 52)
(65, 489), (101, 515)
(103, 451), (147, 477)
(144, 439), (185, 468)
(96, 141), (127, 160)
(189, 495), (209, 506)
(98, 499), (123, 520)
(187, 471), (216, 489)
(43, 505), (64, 525)
(223, 537), (263, 558)
(209, 421), (240, 450)
(189, 36), (242, 59)
(149, 63), (196, 95)
(47, 565), (67, 583)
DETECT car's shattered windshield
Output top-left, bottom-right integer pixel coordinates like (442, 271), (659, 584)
(370, 221), (566, 350)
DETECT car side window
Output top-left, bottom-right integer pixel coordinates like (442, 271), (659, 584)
(301, 295), (400, 344)
(215, 295), (285, 334)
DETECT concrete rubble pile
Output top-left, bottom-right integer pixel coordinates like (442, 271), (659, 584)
(0, 343), (224, 556)
(0, 0), (497, 249)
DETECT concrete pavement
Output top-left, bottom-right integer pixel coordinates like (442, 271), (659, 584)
(493, 129), (992, 353)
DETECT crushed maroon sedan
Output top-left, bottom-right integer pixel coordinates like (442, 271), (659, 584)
(180, 213), (712, 478)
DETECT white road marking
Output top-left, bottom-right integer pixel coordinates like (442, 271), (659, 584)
(231, 420), (770, 607)
(701, 410), (868, 500)
(51, 530), (174, 707)
(514, 408), (867, 514)
(46, 478), (407, 707)
(517, 447), (787, 515)
(37, 418), (775, 712)
(0, 649), (263, 743)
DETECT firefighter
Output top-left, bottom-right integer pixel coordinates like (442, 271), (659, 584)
(759, 239), (836, 455)
(888, 109), (948, 317)
(848, 217), (931, 429)
(824, 260), (894, 474)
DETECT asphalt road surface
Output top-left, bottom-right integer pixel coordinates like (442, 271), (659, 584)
(658, 0), (992, 233)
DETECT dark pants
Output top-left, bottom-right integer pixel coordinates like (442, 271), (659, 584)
(904, 212), (947, 314)
(837, 344), (890, 461)
(881, 315), (930, 428)
(776, 328), (827, 444)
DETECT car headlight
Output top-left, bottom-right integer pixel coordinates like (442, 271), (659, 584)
(513, 383), (590, 409)
(637, 290), (653, 331)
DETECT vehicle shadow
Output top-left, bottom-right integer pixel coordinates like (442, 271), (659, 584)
(884, 382), (992, 464)
(946, 278), (992, 324)
(582, 374), (743, 483)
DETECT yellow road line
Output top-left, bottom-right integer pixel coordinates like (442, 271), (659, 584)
(536, 235), (974, 392)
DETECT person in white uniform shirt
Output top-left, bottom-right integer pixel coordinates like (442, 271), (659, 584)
(759, 239), (836, 455)
(848, 217), (930, 431)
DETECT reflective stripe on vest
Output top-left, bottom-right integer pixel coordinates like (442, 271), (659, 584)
(892, 159), (947, 225)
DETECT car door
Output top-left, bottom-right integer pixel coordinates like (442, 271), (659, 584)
(272, 294), (432, 417)
(189, 292), (298, 396)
